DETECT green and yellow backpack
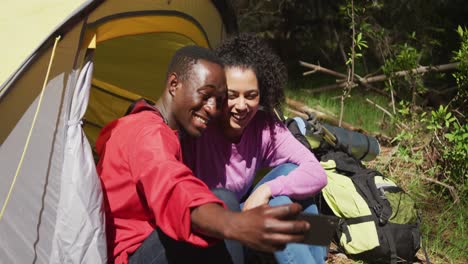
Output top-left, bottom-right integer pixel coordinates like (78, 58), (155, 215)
(284, 115), (424, 263)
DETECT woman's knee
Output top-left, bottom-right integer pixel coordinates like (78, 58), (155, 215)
(268, 163), (298, 177)
(269, 195), (293, 207)
(211, 188), (241, 212)
(279, 163), (299, 171)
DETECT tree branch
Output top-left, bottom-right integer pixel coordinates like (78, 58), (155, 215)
(361, 63), (459, 84)
(285, 98), (364, 132)
(284, 107), (308, 119)
(365, 98), (409, 130)
(300, 62), (459, 93)
(299, 61), (347, 79)
(365, 98), (394, 118)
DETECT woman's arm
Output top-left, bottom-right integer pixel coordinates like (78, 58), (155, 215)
(261, 122), (327, 200)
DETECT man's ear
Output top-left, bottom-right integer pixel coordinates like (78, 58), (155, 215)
(167, 73), (180, 96)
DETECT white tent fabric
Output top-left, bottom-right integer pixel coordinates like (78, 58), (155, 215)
(0, 72), (70, 263)
(50, 60), (107, 263)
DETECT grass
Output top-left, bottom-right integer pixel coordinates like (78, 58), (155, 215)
(286, 79), (467, 264)
(285, 80), (393, 135)
(421, 198), (467, 263)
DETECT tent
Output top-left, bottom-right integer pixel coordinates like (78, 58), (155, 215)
(0, 0), (237, 263)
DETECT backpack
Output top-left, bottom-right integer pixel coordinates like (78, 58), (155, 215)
(319, 151), (421, 263)
(284, 115), (424, 263)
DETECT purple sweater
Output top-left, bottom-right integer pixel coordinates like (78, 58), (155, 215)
(182, 111), (327, 200)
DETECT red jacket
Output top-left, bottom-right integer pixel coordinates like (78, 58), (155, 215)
(96, 101), (224, 263)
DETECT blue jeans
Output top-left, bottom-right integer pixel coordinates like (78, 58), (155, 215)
(128, 228), (235, 264)
(211, 188), (245, 264)
(129, 188), (243, 264)
(253, 163), (327, 264)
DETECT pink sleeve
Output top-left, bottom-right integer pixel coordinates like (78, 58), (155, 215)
(262, 123), (327, 199)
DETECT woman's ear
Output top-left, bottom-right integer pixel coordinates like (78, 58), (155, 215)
(167, 73), (180, 96)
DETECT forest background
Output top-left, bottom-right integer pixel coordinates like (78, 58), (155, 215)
(234, 1), (467, 263)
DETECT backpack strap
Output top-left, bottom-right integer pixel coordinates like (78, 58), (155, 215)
(352, 171), (399, 263)
(366, 173), (392, 225)
(337, 215), (375, 244)
(285, 118), (313, 151)
(382, 224), (399, 264)
(337, 219), (352, 243)
(351, 170), (393, 225)
(345, 215), (375, 225)
(322, 150), (393, 224)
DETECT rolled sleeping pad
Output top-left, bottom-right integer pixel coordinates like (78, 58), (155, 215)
(293, 117), (380, 161)
(321, 124), (380, 161)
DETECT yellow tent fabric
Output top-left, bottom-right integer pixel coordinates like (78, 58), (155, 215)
(0, 0), (87, 87)
(92, 15), (209, 46)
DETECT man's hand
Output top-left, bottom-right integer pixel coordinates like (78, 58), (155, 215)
(225, 203), (309, 252)
(242, 184), (272, 211)
(191, 202), (309, 252)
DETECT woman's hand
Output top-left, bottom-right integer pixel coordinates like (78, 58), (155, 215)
(243, 184), (272, 211)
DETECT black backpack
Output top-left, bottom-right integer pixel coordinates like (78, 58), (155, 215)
(319, 150), (421, 263)
(284, 116), (427, 263)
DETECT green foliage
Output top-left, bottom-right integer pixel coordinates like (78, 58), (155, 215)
(425, 105), (457, 131)
(443, 122), (468, 188)
(390, 102), (426, 167)
(423, 105), (468, 199)
(396, 100), (411, 116)
(452, 26), (468, 106)
(340, 1), (369, 66)
(376, 101), (467, 263)
(392, 103), (468, 202)
(383, 43), (420, 72)
(383, 43), (426, 103)
(346, 32), (368, 65)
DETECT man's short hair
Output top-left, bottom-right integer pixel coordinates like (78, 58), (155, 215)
(166, 45), (223, 82)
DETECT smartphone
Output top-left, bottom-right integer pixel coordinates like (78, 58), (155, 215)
(296, 213), (339, 246)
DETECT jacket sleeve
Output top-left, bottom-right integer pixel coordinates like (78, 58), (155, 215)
(128, 124), (224, 247)
(262, 122), (327, 199)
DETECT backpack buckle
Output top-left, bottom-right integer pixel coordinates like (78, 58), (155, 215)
(373, 204), (390, 225)
(378, 187), (387, 200)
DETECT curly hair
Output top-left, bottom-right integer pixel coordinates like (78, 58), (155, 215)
(215, 33), (287, 115)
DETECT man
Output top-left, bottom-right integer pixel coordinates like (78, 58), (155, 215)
(96, 46), (309, 264)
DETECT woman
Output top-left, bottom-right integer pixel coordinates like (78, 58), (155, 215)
(182, 33), (328, 264)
